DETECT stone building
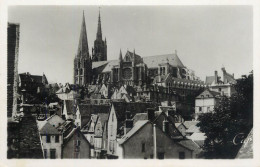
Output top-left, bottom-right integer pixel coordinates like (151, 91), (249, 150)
(205, 67), (236, 97)
(7, 23), (20, 118)
(117, 120), (193, 159)
(111, 50), (148, 86)
(194, 89), (220, 120)
(74, 12), (92, 86)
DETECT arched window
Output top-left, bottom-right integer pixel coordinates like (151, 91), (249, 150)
(80, 69), (83, 75)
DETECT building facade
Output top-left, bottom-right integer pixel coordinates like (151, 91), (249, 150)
(8, 23), (20, 118)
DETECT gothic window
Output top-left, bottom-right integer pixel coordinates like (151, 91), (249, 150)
(78, 62), (80, 68)
(123, 68), (132, 79)
(75, 70), (78, 75)
(80, 69), (83, 75)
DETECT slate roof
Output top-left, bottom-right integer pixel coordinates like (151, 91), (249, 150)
(196, 89), (220, 99)
(143, 53), (184, 68)
(40, 122), (60, 135)
(19, 73), (45, 84)
(92, 60), (109, 69)
(186, 125), (201, 133)
(97, 113), (109, 128)
(183, 121), (199, 129)
(101, 60), (118, 73)
(93, 53), (185, 73)
(118, 120), (149, 145)
(187, 132), (207, 142)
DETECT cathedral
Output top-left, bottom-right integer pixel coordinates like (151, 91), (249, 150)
(73, 10), (202, 88)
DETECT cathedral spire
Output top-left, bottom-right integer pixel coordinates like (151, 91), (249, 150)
(77, 11), (89, 58)
(119, 49), (123, 61)
(96, 8), (102, 40)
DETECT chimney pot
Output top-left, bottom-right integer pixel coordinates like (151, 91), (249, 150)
(163, 120), (169, 134)
(147, 108), (155, 121)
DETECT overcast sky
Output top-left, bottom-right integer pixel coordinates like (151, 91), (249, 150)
(8, 6), (252, 84)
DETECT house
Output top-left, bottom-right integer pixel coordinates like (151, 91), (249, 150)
(99, 84), (109, 98)
(93, 113), (109, 158)
(117, 120), (193, 159)
(62, 100), (78, 120)
(62, 127), (91, 159)
(195, 89), (220, 120)
(111, 85), (133, 102)
(205, 67), (236, 97)
(56, 83), (80, 100)
(39, 122), (63, 159)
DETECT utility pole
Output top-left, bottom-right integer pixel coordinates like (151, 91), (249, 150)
(153, 124), (157, 159)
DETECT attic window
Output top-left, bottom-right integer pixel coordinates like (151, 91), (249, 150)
(201, 95), (204, 98)
(206, 95), (210, 98)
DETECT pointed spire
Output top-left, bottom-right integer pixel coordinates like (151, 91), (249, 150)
(96, 7), (102, 40)
(119, 49), (123, 61)
(77, 11), (89, 58)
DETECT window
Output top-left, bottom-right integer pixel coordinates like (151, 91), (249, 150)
(218, 88), (222, 92)
(179, 152), (185, 159)
(207, 107), (210, 112)
(112, 113), (114, 122)
(157, 152), (164, 159)
(50, 149), (56, 159)
(141, 143), (145, 152)
(76, 140), (81, 146)
(150, 154), (154, 159)
(46, 135), (50, 143)
(55, 135), (59, 143)
(201, 95), (204, 98)
(206, 95), (210, 98)
(199, 107), (202, 112)
(44, 149), (47, 159)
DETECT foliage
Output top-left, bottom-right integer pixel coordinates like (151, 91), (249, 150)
(197, 71), (253, 158)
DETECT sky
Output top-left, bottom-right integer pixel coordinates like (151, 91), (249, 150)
(8, 6), (253, 84)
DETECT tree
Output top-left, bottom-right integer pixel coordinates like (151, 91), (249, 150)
(197, 71), (253, 159)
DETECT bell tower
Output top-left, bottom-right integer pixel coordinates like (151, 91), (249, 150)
(92, 9), (107, 62)
(74, 11), (92, 86)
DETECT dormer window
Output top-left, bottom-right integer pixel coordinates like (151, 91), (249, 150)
(201, 95), (204, 98)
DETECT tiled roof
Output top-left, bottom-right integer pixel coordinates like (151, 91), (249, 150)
(40, 122), (60, 135)
(183, 121), (199, 129)
(118, 120), (149, 145)
(205, 76), (215, 85)
(143, 53), (184, 68)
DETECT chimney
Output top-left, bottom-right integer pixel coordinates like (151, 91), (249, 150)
(214, 71), (218, 84)
(147, 108), (155, 121)
(167, 109), (174, 116)
(124, 111), (133, 135)
(163, 120), (169, 134)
